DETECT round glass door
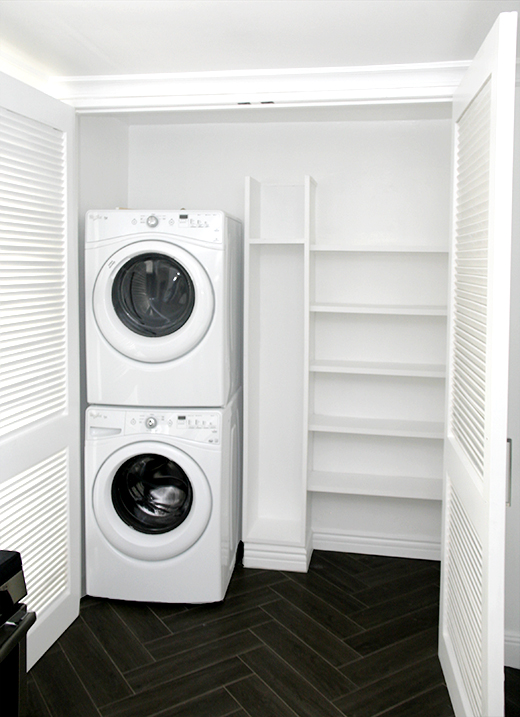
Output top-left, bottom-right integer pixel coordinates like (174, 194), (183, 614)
(93, 239), (215, 363)
(111, 454), (193, 534)
(112, 253), (195, 338)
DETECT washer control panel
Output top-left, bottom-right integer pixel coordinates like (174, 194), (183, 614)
(86, 407), (221, 444)
(127, 411), (221, 444)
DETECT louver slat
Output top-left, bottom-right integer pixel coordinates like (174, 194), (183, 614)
(445, 482), (484, 717)
(450, 79), (491, 479)
(0, 451), (69, 617)
(0, 107), (67, 437)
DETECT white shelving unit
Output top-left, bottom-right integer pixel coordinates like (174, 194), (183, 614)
(308, 207), (448, 510)
(243, 175), (448, 570)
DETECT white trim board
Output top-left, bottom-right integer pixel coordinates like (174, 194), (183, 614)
(312, 530), (441, 561)
(46, 61), (469, 114)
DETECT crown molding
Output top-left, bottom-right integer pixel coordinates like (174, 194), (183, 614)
(45, 61), (470, 114)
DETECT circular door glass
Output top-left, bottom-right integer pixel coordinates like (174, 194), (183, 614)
(112, 253), (195, 337)
(111, 453), (193, 534)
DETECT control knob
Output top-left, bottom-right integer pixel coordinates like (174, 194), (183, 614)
(146, 215), (159, 228)
(145, 416), (157, 429)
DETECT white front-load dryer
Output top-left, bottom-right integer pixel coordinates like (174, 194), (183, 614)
(84, 393), (241, 603)
(85, 209), (242, 407)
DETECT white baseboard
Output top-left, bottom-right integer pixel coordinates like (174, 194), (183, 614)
(243, 535), (312, 572)
(312, 530), (441, 561)
(505, 630), (520, 669)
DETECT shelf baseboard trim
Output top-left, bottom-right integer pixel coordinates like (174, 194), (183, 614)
(312, 530), (441, 561)
(243, 540), (312, 573)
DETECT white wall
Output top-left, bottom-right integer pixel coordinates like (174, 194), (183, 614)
(128, 118), (450, 247)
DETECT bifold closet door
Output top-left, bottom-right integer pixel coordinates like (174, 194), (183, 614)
(439, 12), (517, 717)
(0, 72), (80, 668)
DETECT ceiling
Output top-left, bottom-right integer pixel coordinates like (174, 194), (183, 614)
(1, 0), (519, 84)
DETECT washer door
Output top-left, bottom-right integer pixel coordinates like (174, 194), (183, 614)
(93, 441), (212, 561)
(93, 240), (214, 363)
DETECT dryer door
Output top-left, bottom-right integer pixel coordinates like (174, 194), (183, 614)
(92, 441), (212, 561)
(93, 240), (214, 362)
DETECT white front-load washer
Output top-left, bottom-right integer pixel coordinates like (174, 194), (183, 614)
(85, 209), (242, 407)
(84, 393), (241, 603)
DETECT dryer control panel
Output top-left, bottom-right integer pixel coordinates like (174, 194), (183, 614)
(86, 407), (221, 445)
(86, 209), (227, 245)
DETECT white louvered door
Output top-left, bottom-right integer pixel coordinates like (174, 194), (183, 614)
(439, 12), (517, 717)
(0, 72), (80, 668)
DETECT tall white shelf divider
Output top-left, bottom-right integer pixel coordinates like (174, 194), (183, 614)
(242, 177), (314, 571)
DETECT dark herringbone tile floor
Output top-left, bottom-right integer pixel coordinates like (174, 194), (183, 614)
(27, 550), (519, 717)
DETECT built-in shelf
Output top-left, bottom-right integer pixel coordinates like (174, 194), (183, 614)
(244, 174), (448, 571)
(308, 470), (443, 500)
(310, 244), (449, 253)
(309, 414), (444, 439)
(249, 237), (305, 245)
(309, 359), (446, 378)
(310, 303), (448, 316)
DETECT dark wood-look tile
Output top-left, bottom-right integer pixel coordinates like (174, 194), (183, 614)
(287, 570), (368, 614)
(81, 595), (104, 609)
(345, 604), (439, 656)
(506, 667), (520, 717)
(148, 607), (272, 660)
(161, 586), (279, 634)
(147, 602), (190, 619)
(350, 583), (440, 629)
(380, 683), (455, 717)
(226, 674), (299, 717)
(58, 616), (133, 707)
(81, 601), (154, 673)
(125, 630), (262, 693)
(353, 558), (440, 588)
(110, 600), (172, 643)
(314, 551), (377, 579)
(272, 578), (363, 638)
(505, 667), (520, 707)
(251, 620), (355, 699)
(262, 599), (360, 667)
(145, 687), (241, 717)
(342, 626), (439, 687)
(30, 646), (100, 717)
(225, 568), (289, 598)
(334, 655), (446, 717)
(27, 551), (468, 717)
(101, 657), (250, 717)
(308, 552), (371, 593)
(27, 675), (52, 717)
(352, 566), (440, 607)
(241, 646), (345, 717)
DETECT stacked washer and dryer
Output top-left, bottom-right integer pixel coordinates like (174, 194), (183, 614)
(84, 210), (242, 603)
